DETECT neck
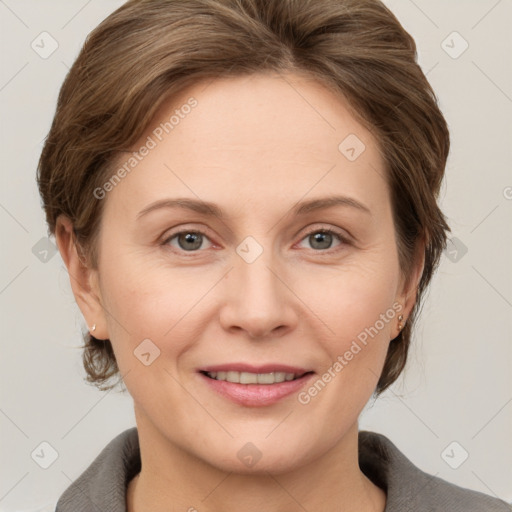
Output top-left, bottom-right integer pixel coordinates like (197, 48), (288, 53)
(127, 412), (386, 512)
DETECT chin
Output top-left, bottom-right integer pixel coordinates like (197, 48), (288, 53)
(195, 435), (320, 476)
(212, 452), (304, 476)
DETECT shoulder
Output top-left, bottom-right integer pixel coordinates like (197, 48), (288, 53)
(358, 430), (511, 512)
(55, 427), (140, 512)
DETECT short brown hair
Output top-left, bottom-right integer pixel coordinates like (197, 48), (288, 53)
(37, 0), (450, 394)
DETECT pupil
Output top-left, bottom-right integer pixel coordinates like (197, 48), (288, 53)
(311, 232), (331, 250)
(179, 232), (202, 251)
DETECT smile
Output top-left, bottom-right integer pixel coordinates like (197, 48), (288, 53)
(198, 365), (315, 407)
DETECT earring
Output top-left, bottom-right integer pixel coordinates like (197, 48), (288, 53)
(91, 323), (96, 332)
(397, 314), (404, 331)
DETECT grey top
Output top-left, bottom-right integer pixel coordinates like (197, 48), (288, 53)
(55, 427), (511, 511)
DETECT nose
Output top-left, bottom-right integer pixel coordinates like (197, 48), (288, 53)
(219, 249), (298, 340)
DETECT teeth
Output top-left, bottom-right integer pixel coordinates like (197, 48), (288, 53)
(240, 372), (258, 384)
(206, 371), (299, 384)
(227, 371), (239, 382)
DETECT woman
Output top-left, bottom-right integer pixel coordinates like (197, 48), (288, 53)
(37, 0), (511, 510)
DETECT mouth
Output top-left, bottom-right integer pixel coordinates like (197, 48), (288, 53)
(200, 370), (312, 384)
(197, 364), (315, 407)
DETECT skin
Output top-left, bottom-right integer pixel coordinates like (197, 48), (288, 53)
(56, 72), (424, 512)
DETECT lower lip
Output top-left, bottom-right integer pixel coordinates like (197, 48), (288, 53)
(199, 372), (315, 407)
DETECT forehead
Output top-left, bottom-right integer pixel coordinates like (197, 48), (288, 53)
(148, 72), (378, 159)
(104, 72), (388, 220)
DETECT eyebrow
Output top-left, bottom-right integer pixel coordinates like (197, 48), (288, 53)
(136, 195), (372, 220)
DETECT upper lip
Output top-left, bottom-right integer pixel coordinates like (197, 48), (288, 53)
(199, 363), (313, 375)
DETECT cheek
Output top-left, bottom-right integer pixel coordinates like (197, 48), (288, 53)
(297, 288), (395, 435)
(298, 253), (400, 343)
(295, 252), (399, 400)
(97, 255), (216, 368)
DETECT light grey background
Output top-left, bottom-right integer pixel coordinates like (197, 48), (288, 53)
(1, 0), (511, 510)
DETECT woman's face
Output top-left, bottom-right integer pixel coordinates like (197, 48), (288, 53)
(80, 72), (419, 472)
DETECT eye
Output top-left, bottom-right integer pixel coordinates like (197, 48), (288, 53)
(162, 226), (349, 255)
(296, 227), (348, 252)
(163, 230), (213, 252)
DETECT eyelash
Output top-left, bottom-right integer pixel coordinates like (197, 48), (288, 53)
(161, 226), (350, 256)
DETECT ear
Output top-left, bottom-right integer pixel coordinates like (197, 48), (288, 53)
(55, 215), (109, 340)
(394, 236), (426, 337)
